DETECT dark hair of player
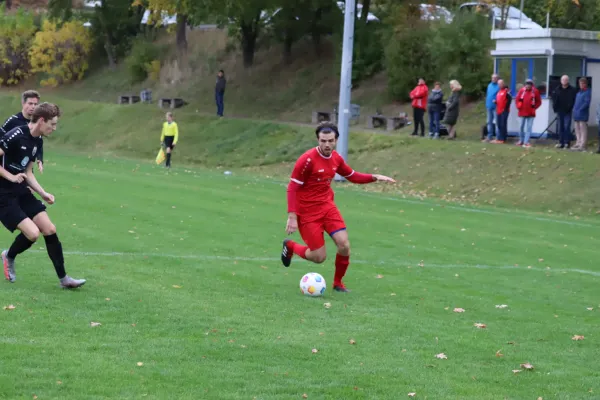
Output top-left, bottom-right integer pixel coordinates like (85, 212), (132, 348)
(31, 103), (61, 123)
(22, 90), (40, 104)
(315, 122), (339, 139)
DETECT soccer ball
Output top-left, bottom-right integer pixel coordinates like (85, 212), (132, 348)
(299, 272), (326, 297)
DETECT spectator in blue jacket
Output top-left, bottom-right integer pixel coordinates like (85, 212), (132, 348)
(572, 77), (591, 151)
(484, 74), (500, 142)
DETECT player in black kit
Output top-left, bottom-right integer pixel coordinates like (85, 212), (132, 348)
(0, 103), (86, 289)
(1, 90), (44, 173)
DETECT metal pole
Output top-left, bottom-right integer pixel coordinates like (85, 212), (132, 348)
(334, 0), (355, 182)
(519, 0), (524, 29)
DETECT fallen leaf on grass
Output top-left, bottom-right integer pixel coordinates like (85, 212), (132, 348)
(390, 293), (396, 296)
(495, 304), (508, 309)
(3, 304), (16, 310)
(105, 298), (110, 301)
(587, 307), (594, 311)
(128, 230), (135, 234)
(376, 274), (384, 279)
(260, 265), (268, 270)
(90, 322), (102, 327)
(496, 350), (504, 357)
(172, 285), (182, 289)
(137, 362), (144, 367)
(435, 353), (447, 359)
(302, 394), (308, 399)
(57, 381), (62, 385)
(408, 393), (416, 397)
(240, 345), (247, 348)
(349, 339), (356, 345)
(474, 323), (487, 329)
(572, 335), (585, 341)
(444, 307), (449, 310)
(512, 370), (521, 374)
(323, 302), (331, 309)
(520, 363), (534, 370)
(538, 258), (544, 262)
(453, 308), (465, 313)
(311, 348), (318, 354)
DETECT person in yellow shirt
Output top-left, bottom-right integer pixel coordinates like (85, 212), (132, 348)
(160, 112), (179, 168)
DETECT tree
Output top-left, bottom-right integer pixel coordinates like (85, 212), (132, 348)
(29, 20), (93, 86)
(213, 0), (275, 68)
(0, 8), (36, 86)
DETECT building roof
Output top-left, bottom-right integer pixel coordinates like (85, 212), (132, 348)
(492, 28), (600, 41)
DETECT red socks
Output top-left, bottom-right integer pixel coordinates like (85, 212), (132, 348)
(334, 254), (350, 286)
(287, 240), (308, 259)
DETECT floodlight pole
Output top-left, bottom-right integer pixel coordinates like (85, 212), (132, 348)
(334, 0), (356, 182)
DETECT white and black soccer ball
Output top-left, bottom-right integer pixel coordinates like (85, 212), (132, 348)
(299, 272), (326, 297)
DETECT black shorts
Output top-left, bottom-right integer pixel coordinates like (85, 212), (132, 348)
(0, 190), (47, 232)
(163, 136), (175, 149)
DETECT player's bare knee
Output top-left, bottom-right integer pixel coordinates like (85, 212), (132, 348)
(41, 223), (56, 236)
(313, 253), (327, 264)
(337, 240), (350, 256)
(24, 227), (41, 242)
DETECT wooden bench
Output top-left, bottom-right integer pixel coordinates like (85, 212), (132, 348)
(368, 114), (408, 131)
(311, 110), (337, 124)
(158, 98), (186, 109)
(118, 95), (141, 105)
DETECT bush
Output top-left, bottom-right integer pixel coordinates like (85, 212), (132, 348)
(29, 20), (93, 87)
(384, 6), (438, 100)
(0, 8), (36, 86)
(125, 39), (161, 83)
(345, 22), (384, 83)
(430, 12), (493, 98)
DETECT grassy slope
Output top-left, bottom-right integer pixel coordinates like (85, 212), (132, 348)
(0, 94), (598, 217)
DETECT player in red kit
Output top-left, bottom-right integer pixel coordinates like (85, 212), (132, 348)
(281, 122), (395, 292)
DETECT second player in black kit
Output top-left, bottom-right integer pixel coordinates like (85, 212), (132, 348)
(0, 102), (86, 289)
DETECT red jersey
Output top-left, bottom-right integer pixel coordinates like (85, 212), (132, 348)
(287, 147), (370, 218)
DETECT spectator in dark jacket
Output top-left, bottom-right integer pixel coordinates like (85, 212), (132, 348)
(444, 80), (462, 140)
(427, 82), (443, 139)
(572, 77), (591, 151)
(552, 75), (577, 149)
(215, 70), (226, 117)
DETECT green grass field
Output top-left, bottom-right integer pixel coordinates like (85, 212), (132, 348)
(1, 152), (599, 399)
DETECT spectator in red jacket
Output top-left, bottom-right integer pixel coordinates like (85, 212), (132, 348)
(410, 78), (429, 137)
(493, 79), (512, 143)
(515, 79), (541, 148)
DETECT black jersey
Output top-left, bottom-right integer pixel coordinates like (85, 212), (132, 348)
(0, 125), (43, 195)
(1, 112), (43, 162)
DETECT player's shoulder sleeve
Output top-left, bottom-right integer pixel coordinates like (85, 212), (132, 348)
(0, 115), (15, 135)
(0, 127), (22, 153)
(333, 151), (354, 177)
(290, 149), (315, 185)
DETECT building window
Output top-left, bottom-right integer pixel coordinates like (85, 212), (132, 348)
(495, 57), (549, 96)
(532, 58), (548, 96)
(497, 58), (512, 89)
(553, 56), (583, 82)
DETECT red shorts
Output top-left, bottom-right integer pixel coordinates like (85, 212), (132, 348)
(298, 207), (346, 251)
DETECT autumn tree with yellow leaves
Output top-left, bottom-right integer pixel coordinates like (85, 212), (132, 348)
(0, 8), (36, 86)
(29, 20), (93, 86)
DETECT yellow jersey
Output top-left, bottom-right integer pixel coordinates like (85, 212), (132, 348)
(160, 122), (179, 144)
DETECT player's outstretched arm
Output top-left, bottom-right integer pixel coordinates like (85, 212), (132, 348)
(25, 162), (54, 204)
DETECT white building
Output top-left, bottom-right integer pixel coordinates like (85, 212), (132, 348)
(491, 28), (599, 138)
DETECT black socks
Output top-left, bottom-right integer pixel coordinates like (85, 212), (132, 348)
(44, 234), (66, 279)
(7, 233), (34, 259)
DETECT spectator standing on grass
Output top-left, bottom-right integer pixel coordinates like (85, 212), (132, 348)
(427, 82), (443, 139)
(410, 78), (428, 137)
(572, 77), (591, 151)
(551, 75), (577, 149)
(484, 74), (500, 142)
(444, 80), (462, 140)
(215, 69), (226, 117)
(515, 79), (541, 148)
(493, 79), (511, 144)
